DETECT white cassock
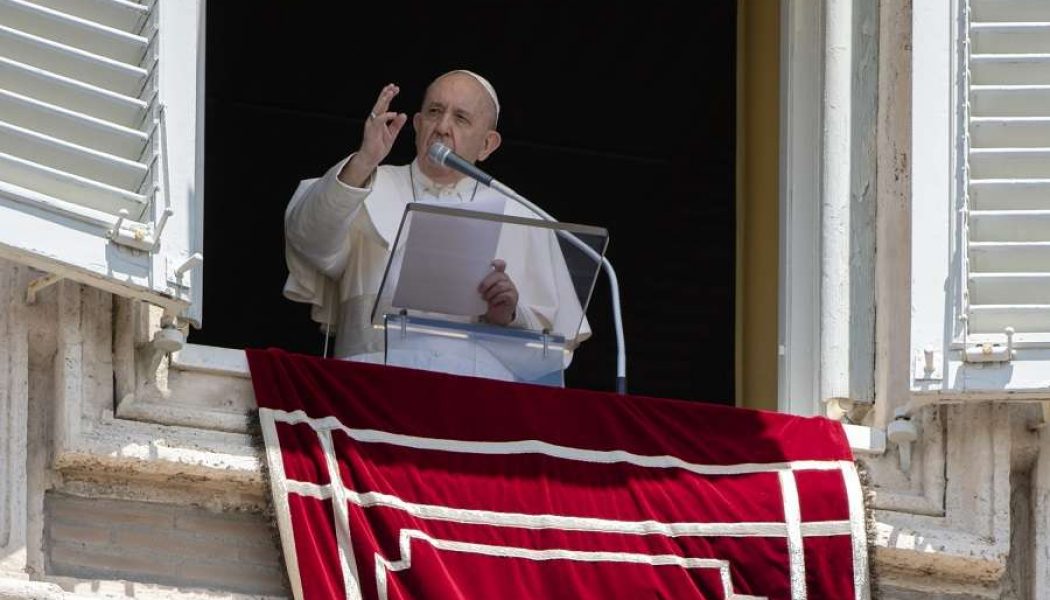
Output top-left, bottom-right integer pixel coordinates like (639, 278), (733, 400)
(283, 156), (591, 381)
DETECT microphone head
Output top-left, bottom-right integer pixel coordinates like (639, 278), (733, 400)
(427, 141), (451, 166)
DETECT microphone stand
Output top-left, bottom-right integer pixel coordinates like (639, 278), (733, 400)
(489, 179), (628, 395)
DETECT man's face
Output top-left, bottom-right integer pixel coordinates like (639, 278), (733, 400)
(414, 73), (499, 182)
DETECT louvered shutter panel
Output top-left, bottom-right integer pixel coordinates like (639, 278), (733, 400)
(966, 1), (1050, 341)
(0, 0), (203, 322)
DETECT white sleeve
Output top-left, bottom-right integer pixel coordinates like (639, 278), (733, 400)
(285, 155), (373, 278)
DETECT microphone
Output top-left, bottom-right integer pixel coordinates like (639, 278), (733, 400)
(427, 142), (495, 186)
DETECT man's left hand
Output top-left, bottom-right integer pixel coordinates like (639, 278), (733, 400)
(479, 259), (518, 326)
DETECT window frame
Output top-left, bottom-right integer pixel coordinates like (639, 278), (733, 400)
(778, 0), (879, 418)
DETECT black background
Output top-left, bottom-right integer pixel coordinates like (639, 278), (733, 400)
(195, 1), (737, 403)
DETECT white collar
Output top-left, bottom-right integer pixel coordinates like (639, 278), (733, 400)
(410, 159), (478, 202)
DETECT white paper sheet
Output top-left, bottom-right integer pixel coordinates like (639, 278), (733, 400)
(391, 197), (507, 316)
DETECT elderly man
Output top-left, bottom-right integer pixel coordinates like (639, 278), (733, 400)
(284, 70), (588, 376)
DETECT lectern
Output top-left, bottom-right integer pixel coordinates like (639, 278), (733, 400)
(371, 203), (607, 386)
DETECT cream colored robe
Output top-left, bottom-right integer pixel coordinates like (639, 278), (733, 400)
(284, 157), (590, 371)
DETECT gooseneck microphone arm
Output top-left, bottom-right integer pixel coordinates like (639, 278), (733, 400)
(491, 181), (627, 395)
(428, 142), (627, 394)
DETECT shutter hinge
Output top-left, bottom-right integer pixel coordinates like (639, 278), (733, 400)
(107, 206), (173, 252)
(166, 252), (203, 295)
(963, 327), (1015, 364)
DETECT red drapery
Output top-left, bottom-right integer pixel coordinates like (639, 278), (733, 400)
(248, 348), (868, 599)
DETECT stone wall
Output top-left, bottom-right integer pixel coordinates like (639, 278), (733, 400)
(0, 260), (285, 599)
(45, 493), (283, 596)
(1, 254), (1049, 598)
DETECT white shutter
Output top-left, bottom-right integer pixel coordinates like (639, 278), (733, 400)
(0, 0), (204, 322)
(912, 0), (1050, 393)
(966, 0), (1050, 341)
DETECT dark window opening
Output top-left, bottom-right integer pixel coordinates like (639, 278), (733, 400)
(197, 2), (737, 403)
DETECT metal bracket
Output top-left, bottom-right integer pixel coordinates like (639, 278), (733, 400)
(107, 207), (173, 252)
(108, 103), (174, 253)
(26, 273), (63, 304)
(175, 253), (203, 278)
(106, 209), (149, 250)
(167, 252), (204, 293)
(887, 407), (920, 472)
(963, 327), (1015, 364)
(146, 322), (186, 381)
(913, 346), (943, 381)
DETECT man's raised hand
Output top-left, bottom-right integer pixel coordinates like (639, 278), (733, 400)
(338, 84), (408, 187)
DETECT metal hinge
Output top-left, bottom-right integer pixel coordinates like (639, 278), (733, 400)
(107, 206), (173, 252)
(914, 346), (943, 381)
(962, 327), (1015, 364)
(166, 252), (203, 296)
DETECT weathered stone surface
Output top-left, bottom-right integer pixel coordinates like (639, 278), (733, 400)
(46, 493), (284, 596)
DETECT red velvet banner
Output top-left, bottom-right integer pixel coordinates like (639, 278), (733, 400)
(247, 348), (868, 599)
